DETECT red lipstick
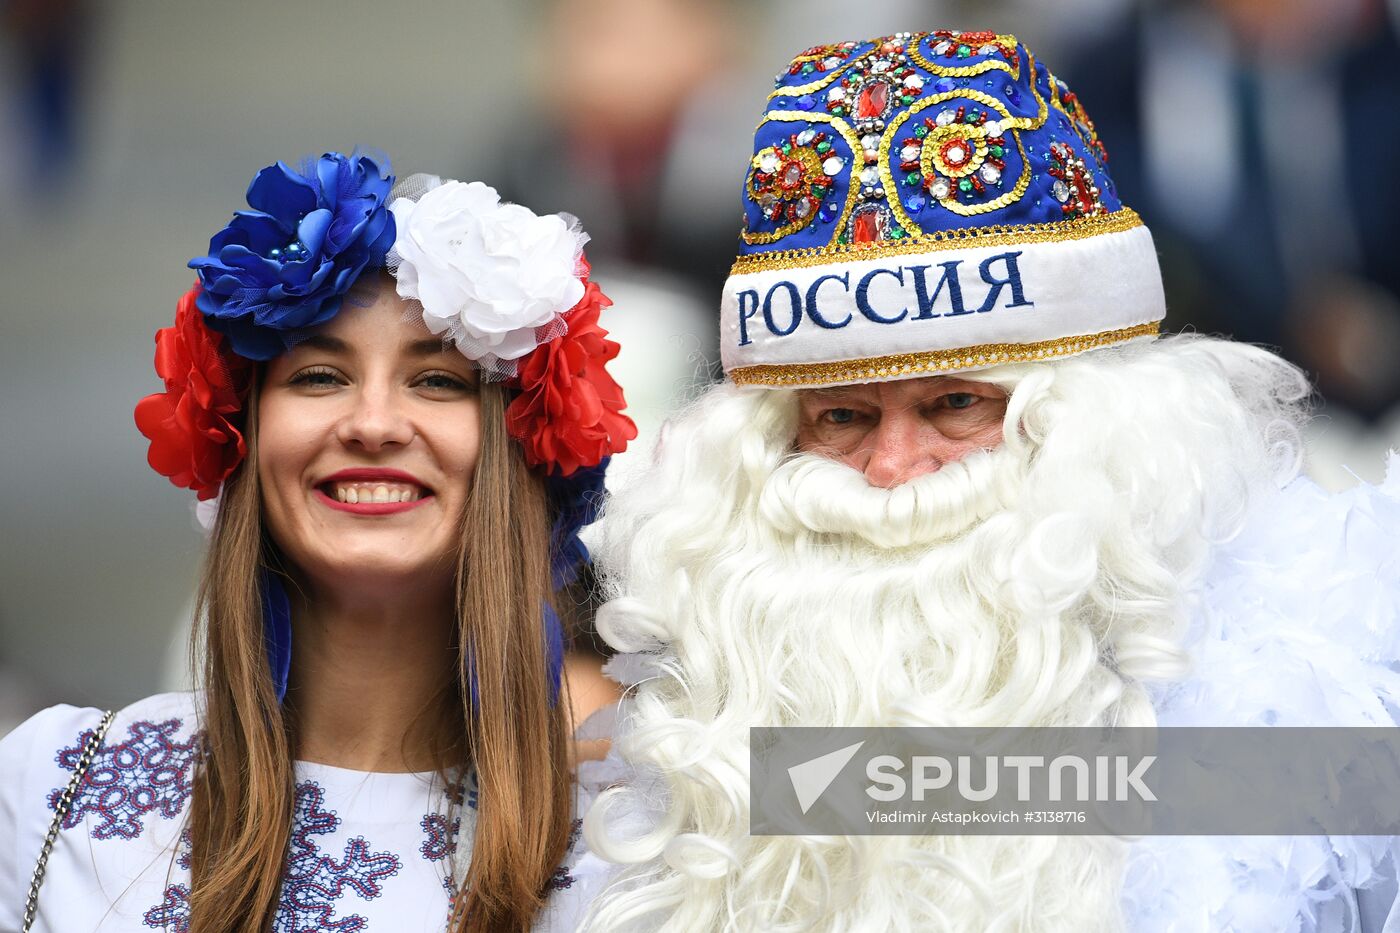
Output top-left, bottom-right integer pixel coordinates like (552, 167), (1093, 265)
(319, 468), (431, 488)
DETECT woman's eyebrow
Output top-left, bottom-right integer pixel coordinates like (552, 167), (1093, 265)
(404, 338), (451, 358)
(293, 334), (348, 354)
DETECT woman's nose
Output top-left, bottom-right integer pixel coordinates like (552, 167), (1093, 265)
(336, 384), (414, 451)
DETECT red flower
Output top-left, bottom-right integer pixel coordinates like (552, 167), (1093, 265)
(505, 266), (637, 476)
(134, 284), (253, 499)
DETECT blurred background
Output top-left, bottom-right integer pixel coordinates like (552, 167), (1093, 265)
(3, 0), (1398, 727)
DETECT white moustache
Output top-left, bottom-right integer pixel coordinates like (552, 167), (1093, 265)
(759, 445), (1026, 549)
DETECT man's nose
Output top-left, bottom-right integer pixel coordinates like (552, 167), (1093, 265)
(858, 412), (942, 488)
(336, 384), (414, 451)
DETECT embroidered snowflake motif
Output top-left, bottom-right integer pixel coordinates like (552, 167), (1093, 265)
(50, 718), (202, 841)
(425, 816), (460, 901)
(274, 780), (401, 932)
(419, 812), (460, 862)
(143, 884), (191, 933)
(143, 831), (193, 932)
(545, 819), (584, 892)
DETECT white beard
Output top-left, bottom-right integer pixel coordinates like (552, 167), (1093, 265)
(583, 337), (1310, 932)
(758, 444), (1024, 549)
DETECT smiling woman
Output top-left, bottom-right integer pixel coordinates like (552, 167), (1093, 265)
(0, 153), (636, 933)
(257, 296), (484, 589)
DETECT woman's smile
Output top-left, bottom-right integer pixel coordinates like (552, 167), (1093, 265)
(314, 467), (435, 513)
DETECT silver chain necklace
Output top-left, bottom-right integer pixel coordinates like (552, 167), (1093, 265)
(22, 709), (115, 933)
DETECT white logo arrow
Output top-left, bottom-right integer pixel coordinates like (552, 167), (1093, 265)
(788, 741), (865, 814)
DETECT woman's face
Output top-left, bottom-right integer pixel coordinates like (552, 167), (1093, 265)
(258, 280), (480, 595)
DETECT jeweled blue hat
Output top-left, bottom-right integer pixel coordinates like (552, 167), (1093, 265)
(721, 30), (1164, 387)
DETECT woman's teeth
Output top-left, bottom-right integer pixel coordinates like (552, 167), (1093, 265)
(332, 483), (423, 504)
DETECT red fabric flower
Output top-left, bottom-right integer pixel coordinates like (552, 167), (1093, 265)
(134, 284), (253, 499)
(505, 265), (637, 476)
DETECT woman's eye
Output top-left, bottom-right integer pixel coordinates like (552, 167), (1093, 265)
(943, 393), (978, 410)
(290, 367), (341, 388)
(416, 371), (471, 392)
(823, 408), (856, 425)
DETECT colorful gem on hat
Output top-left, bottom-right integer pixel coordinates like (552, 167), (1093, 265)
(744, 126), (852, 244)
(845, 203), (896, 244)
(893, 103), (1014, 215)
(1053, 78), (1110, 168)
(820, 34), (926, 124)
(780, 40), (863, 85)
(923, 29), (1018, 66)
(1047, 141), (1105, 219)
(750, 130), (834, 236)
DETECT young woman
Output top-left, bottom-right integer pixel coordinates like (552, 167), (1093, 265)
(0, 152), (635, 932)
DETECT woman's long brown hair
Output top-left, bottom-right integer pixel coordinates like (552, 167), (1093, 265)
(186, 380), (573, 933)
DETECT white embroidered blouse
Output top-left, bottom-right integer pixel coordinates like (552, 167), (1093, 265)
(0, 691), (616, 932)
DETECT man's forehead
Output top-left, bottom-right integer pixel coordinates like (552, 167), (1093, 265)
(799, 374), (993, 401)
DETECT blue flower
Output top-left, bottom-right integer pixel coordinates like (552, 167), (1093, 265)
(189, 152), (395, 360)
(548, 458), (609, 589)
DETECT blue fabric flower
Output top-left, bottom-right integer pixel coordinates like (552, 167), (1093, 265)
(548, 458), (609, 589)
(189, 152), (395, 360)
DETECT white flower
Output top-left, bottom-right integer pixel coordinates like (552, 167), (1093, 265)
(193, 493), (220, 536)
(388, 178), (588, 370)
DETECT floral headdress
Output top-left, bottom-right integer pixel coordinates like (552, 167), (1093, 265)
(136, 151), (636, 701)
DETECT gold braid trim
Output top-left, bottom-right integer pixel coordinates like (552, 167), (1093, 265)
(730, 207), (1144, 275)
(907, 33), (1023, 78)
(728, 321), (1161, 387)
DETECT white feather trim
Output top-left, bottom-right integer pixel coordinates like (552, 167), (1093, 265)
(1122, 453), (1400, 932)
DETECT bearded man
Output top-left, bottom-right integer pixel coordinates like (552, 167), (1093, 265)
(580, 29), (1400, 933)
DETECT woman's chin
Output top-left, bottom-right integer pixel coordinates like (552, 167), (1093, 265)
(295, 549), (456, 598)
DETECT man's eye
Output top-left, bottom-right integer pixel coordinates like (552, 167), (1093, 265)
(824, 408), (856, 424)
(944, 393), (977, 410)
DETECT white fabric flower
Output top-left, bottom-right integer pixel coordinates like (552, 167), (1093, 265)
(388, 178), (588, 372)
(193, 493), (220, 536)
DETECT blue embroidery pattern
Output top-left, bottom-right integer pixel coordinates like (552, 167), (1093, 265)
(274, 780), (401, 932)
(143, 885), (191, 933)
(50, 718), (202, 840)
(424, 777), (473, 902)
(142, 831), (193, 932)
(419, 813), (460, 863)
(145, 783), (402, 932)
